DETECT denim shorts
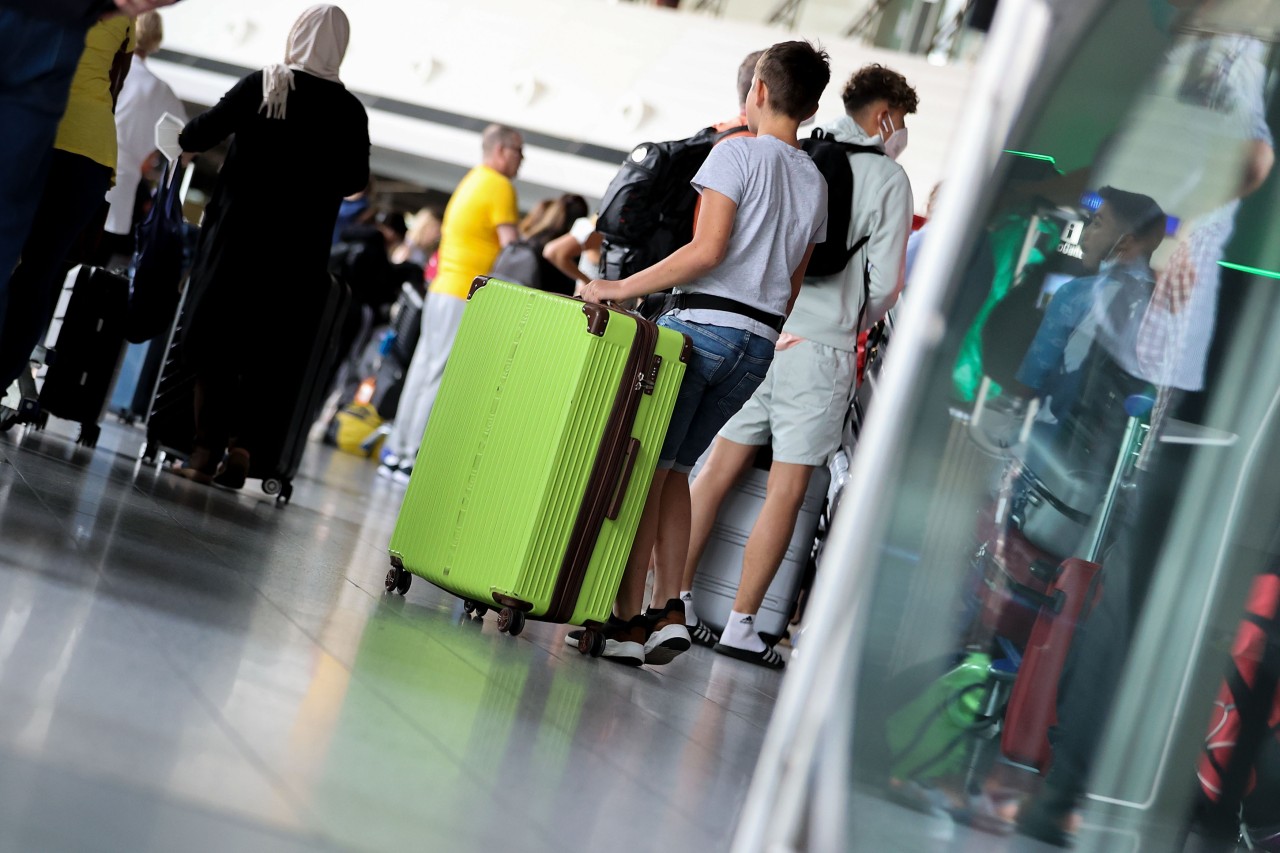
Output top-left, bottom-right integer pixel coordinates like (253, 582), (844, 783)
(657, 316), (775, 473)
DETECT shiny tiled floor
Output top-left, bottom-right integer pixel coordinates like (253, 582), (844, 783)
(0, 419), (783, 853)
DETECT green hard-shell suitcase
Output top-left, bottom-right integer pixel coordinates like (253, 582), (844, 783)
(386, 277), (689, 654)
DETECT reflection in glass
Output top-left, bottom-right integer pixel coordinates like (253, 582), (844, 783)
(828, 2), (1280, 851)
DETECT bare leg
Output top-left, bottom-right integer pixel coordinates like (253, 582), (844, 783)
(651, 471), (691, 608)
(680, 437), (759, 591)
(615, 467), (669, 619)
(732, 462), (815, 614)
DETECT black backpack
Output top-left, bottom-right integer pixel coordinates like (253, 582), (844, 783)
(596, 124), (748, 280)
(801, 129), (885, 278)
(488, 240), (542, 289)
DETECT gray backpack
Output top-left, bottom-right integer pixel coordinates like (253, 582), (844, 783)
(488, 241), (542, 289)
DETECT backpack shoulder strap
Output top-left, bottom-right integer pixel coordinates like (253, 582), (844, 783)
(714, 124), (750, 144)
(840, 142), (887, 157)
(807, 128), (885, 156)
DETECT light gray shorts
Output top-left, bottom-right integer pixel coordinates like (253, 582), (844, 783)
(717, 338), (857, 466)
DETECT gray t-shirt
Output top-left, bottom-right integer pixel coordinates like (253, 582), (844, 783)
(673, 135), (828, 342)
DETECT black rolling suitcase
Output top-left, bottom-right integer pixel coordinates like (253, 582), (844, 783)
(143, 275), (351, 504)
(36, 266), (130, 447)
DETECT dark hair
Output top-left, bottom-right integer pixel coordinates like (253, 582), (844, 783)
(755, 40), (831, 121)
(737, 49), (766, 107)
(561, 193), (588, 228)
(841, 64), (919, 116)
(1098, 186), (1167, 243)
(375, 208), (408, 238)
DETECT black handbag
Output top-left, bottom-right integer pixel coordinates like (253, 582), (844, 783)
(125, 162), (185, 343)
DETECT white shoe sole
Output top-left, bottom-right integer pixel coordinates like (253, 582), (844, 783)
(602, 639), (644, 666)
(643, 623), (691, 665)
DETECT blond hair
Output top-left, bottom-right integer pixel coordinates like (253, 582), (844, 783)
(135, 11), (164, 57)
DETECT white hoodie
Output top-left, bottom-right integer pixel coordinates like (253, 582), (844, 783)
(785, 114), (914, 351)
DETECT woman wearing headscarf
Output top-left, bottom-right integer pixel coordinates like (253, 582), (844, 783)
(175, 4), (370, 486)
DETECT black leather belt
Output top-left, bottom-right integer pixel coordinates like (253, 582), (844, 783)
(671, 293), (786, 333)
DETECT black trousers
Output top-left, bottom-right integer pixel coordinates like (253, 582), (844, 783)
(0, 149), (111, 387)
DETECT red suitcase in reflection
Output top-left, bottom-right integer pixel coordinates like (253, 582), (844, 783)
(1000, 557), (1104, 771)
(998, 406), (1148, 772)
(972, 506), (1061, 649)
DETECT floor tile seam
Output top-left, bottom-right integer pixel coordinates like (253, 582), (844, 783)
(148, 481), (392, 562)
(3, 458), (100, 556)
(334, 578), (734, 824)
(283, 618), (561, 849)
(47, 448), (750, 838)
(642, 663), (781, 726)
(5, 447), (550, 843)
(332, 651), (670, 850)
(12, 446), (767, 752)
(52, 484), (378, 841)
(0, 736), (338, 849)
(533, 632), (775, 736)
(97, 582), (361, 848)
(88, 541), (556, 851)
(343, 579), (769, 822)
(6, 440), (141, 484)
(80, 585), (410, 853)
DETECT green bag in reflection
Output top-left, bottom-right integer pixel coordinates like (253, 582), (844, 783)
(885, 652), (992, 781)
(952, 215), (1057, 401)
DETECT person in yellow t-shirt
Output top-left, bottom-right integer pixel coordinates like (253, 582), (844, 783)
(380, 123), (522, 481)
(0, 16), (135, 388)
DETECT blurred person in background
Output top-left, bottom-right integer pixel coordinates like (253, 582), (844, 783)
(0, 15), (135, 389)
(378, 123), (523, 483)
(525, 193), (588, 296)
(0, 0), (176, 341)
(101, 9), (186, 265)
(393, 206), (442, 268)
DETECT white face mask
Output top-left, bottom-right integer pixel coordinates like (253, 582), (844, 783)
(878, 115), (909, 160)
(1098, 234), (1137, 275)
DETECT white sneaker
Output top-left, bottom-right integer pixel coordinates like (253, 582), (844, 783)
(643, 600), (691, 665)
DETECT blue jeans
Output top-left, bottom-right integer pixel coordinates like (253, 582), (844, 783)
(657, 316), (775, 472)
(0, 10), (89, 343)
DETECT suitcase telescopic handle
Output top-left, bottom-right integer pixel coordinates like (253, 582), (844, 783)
(605, 437), (642, 521)
(1083, 393), (1156, 562)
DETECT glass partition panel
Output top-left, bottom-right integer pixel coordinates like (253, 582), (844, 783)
(826, 1), (1280, 850)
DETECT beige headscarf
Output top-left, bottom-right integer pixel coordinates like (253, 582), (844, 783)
(260, 5), (351, 120)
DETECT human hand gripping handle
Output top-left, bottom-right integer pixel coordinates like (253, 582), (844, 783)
(581, 279), (626, 305)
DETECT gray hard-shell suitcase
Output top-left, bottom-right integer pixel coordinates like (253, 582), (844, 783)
(691, 462), (831, 641)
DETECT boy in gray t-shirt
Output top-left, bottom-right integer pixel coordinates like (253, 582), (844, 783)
(580, 41), (830, 666)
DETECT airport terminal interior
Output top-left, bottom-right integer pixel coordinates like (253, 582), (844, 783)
(6, 0), (1280, 851)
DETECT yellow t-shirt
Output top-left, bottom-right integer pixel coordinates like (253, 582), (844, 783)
(54, 18), (135, 175)
(430, 165), (520, 300)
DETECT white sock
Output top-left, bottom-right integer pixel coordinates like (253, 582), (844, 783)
(721, 610), (766, 652)
(680, 590), (697, 626)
